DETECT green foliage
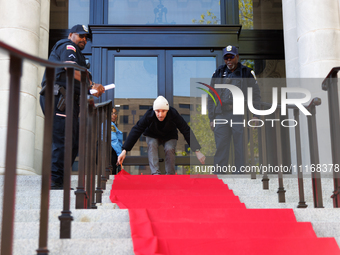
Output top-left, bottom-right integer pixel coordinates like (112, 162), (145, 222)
(183, 106), (216, 175)
(247, 127), (259, 167)
(241, 59), (254, 69)
(189, 106), (215, 156)
(192, 9), (219, 24)
(239, 0), (253, 29)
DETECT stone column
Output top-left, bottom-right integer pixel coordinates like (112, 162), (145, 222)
(0, 0), (47, 175)
(282, 0), (301, 168)
(283, 0), (340, 168)
(34, 1), (51, 175)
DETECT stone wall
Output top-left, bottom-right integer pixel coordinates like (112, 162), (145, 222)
(0, 0), (50, 175)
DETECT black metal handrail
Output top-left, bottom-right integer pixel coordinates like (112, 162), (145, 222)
(0, 41), (112, 255)
(322, 67), (340, 208)
(246, 98), (322, 207)
(74, 100), (112, 209)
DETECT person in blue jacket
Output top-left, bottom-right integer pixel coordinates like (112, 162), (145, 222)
(111, 107), (123, 174)
(117, 96), (205, 175)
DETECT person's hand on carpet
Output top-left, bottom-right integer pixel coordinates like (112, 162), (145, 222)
(195, 150), (206, 164)
(117, 149), (126, 165)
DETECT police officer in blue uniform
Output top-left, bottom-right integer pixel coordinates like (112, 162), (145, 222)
(208, 45), (261, 174)
(40, 24), (104, 189)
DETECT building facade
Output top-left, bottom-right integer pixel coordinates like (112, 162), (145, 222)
(0, 0), (339, 175)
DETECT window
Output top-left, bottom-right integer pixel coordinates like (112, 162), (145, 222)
(140, 146), (148, 156)
(50, 0), (90, 29)
(122, 105), (129, 110)
(115, 57), (157, 99)
(181, 114), (190, 123)
(139, 105), (153, 110)
(179, 104), (191, 109)
(123, 132), (128, 141)
(120, 115), (129, 124)
(108, 0), (221, 25)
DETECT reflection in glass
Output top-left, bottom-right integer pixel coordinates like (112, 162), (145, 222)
(108, 0), (220, 25)
(173, 57), (216, 174)
(114, 57), (158, 175)
(115, 57), (157, 98)
(50, 0), (90, 29)
(173, 57), (216, 96)
(69, 0), (90, 28)
(239, 0), (283, 29)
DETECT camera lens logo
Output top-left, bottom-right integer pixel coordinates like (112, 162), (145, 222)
(196, 82), (222, 115)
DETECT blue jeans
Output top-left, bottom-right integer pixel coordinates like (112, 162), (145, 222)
(146, 137), (177, 175)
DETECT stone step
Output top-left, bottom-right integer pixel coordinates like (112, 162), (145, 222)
(293, 208), (340, 222)
(1, 196), (116, 210)
(222, 178), (335, 189)
(0, 175), (78, 185)
(221, 177), (335, 208)
(2, 222), (131, 240)
(310, 222), (340, 238)
(96, 203), (120, 210)
(0, 208), (129, 222)
(13, 238), (134, 255)
(0, 182), (112, 192)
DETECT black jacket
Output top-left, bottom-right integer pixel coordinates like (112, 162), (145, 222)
(41, 39), (87, 95)
(122, 107), (201, 152)
(207, 62), (261, 121)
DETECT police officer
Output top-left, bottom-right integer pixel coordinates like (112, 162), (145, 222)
(40, 24), (105, 189)
(208, 45), (261, 174)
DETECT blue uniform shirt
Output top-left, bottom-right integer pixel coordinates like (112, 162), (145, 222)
(111, 122), (123, 155)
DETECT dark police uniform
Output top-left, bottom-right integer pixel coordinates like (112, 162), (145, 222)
(208, 62), (261, 173)
(40, 38), (87, 186)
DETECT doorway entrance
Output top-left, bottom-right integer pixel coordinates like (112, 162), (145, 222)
(105, 49), (222, 174)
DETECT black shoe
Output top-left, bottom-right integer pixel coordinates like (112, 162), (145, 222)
(51, 181), (63, 190)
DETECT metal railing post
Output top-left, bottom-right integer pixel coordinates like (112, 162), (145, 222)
(307, 98), (324, 208)
(37, 67), (55, 255)
(260, 110), (269, 189)
(243, 106), (249, 175)
(322, 69), (340, 207)
(59, 68), (75, 238)
(91, 108), (98, 209)
(105, 104), (113, 181)
(1, 55), (22, 255)
(249, 116), (256, 179)
(101, 106), (108, 189)
(86, 103), (94, 208)
(75, 72), (88, 209)
(96, 108), (103, 204)
(275, 109), (286, 202)
(294, 109), (307, 208)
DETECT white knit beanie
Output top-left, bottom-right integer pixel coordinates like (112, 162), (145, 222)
(153, 96), (169, 111)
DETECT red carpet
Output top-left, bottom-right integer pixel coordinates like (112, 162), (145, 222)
(110, 170), (340, 255)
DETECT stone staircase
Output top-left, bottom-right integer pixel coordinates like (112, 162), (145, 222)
(1, 174), (339, 254)
(220, 174), (340, 247)
(0, 175), (134, 255)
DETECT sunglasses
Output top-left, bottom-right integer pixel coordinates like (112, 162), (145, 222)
(77, 34), (89, 39)
(224, 55), (236, 60)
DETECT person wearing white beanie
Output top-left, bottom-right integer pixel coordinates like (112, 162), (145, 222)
(117, 96), (205, 174)
(153, 95), (169, 111)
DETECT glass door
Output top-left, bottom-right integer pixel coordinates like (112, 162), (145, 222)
(107, 49), (221, 174)
(107, 50), (165, 174)
(166, 50), (222, 174)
